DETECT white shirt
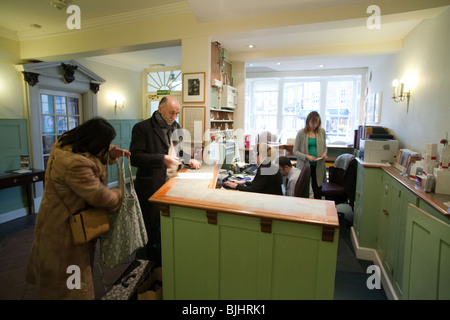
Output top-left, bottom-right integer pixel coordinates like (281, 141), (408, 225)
(285, 166), (313, 198)
(286, 167), (301, 197)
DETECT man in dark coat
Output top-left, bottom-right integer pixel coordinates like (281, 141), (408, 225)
(130, 96), (201, 266)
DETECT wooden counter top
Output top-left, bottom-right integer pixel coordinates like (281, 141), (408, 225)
(150, 165), (339, 240)
(356, 158), (450, 218)
(383, 166), (450, 218)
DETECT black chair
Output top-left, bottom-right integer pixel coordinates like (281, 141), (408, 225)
(321, 155), (357, 210)
(294, 164), (311, 198)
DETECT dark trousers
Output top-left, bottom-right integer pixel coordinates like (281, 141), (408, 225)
(310, 164), (322, 199)
(135, 180), (162, 267)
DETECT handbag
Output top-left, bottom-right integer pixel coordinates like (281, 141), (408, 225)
(70, 207), (110, 245)
(100, 154), (148, 268)
(47, 155), (110, 245)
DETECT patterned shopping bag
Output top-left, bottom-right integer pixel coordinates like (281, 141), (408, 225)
(100, 155), (148, 268)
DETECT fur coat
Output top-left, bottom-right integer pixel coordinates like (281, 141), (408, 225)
(26, 142), (122, 299)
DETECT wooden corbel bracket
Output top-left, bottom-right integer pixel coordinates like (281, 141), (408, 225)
(322, 226), (335, 242)
(261, 218), (272, 233)
(159, 204), (170, 217)
(206, 210), (218, 225)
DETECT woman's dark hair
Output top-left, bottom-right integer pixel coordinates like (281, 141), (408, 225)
(59, 117), (116, 157)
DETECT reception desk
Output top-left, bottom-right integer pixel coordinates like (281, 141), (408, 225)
(150, 165), (339, 300)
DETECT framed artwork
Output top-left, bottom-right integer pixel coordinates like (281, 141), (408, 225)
(366, 91), (382, 124)
(182, 72), (205, 103)
(181, 106), (205, 143)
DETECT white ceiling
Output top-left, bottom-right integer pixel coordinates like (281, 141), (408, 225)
(0, 0), (447, 72)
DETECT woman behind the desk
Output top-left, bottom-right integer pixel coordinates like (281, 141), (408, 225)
(224, 143), (282, 195)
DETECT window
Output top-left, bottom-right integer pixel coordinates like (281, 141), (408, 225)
(326, 80), (355, 144)
(40, 92), (81, 168)
(145, 67), (182, 119)
(246, 73), (362, 145)
(147, 69), (182, 92)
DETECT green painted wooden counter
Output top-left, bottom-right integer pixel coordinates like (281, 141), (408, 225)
(352, 159), (450, 299)
(150, 165), (339, 300)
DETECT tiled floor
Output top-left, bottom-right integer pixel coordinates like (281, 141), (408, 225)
(0, 205), (387, 300)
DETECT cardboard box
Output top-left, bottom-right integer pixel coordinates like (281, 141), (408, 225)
(435, 169), (450, 195)
(138, 267), (162, 300)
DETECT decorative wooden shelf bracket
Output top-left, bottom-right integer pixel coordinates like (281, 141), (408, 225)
(261, 218), (272, 233)
(206, 210), (218, 225)
(322, 226), (335, 242)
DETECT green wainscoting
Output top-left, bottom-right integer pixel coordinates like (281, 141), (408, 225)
(107, 119), (141, 183)
(0, 119), (29, 215)
(0, 119), (29, 172)
(0, 118), (141, 221)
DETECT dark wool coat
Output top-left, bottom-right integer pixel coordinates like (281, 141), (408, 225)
(26, 143), (122, 299)
(129, 112), (187, 260)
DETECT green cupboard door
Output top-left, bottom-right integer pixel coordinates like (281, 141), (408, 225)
(403, 204), (450, 300)
(353, 163), (365, 236)
(382, 179), (402, 283)
(391, 184), (417, 298)
(376, 172), (391, 262)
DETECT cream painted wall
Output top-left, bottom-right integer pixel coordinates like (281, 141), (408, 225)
(0, 38), (26, 118)
(77, 58), (142, 120)
(232, 61), (246, 132)
(369, 7), (450, 156)
(181, 36), (211, 143)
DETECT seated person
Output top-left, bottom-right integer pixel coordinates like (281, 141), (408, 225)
(278, 156), (313, 198)
(224, 143), (282, 195)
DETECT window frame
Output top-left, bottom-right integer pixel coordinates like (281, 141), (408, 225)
(39, 89), (83, 169)
(245, 69), (366, 145)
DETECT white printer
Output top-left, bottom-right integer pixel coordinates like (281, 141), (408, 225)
(359, 139), (399, 163)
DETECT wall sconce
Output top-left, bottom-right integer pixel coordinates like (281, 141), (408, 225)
(114, 98), (125, 114)
(109, 93), (125, 114)
(392, 78), (411, 108)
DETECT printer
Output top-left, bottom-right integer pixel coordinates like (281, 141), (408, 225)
(359, 139), (399, 163)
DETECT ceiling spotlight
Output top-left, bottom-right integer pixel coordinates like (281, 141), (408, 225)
(247, 44), (255, 49)
(277, 62), (283, 66)
(50, 0), (73, 10)
(148, 64), (166, 68)
(318, 64), (325, 68)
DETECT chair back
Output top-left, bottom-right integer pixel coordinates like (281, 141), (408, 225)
(329, 167), (345, 185)
(294, 164), (311, 198)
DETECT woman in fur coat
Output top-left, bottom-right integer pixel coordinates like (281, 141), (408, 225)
(26, 117), (129, 299)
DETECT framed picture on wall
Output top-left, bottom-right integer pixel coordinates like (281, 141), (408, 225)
(366, 91), (382, 124)
(182, 72), (205, 103)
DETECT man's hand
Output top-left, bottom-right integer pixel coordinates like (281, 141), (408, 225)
(189, 159), (202, 169)
(164, 155), (180, 167)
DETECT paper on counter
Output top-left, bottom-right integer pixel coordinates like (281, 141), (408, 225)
(176, 172), (214, 179)
(14, 169), (32, 173)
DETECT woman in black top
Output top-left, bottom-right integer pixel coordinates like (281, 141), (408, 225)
(224, 143), (282, 195)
